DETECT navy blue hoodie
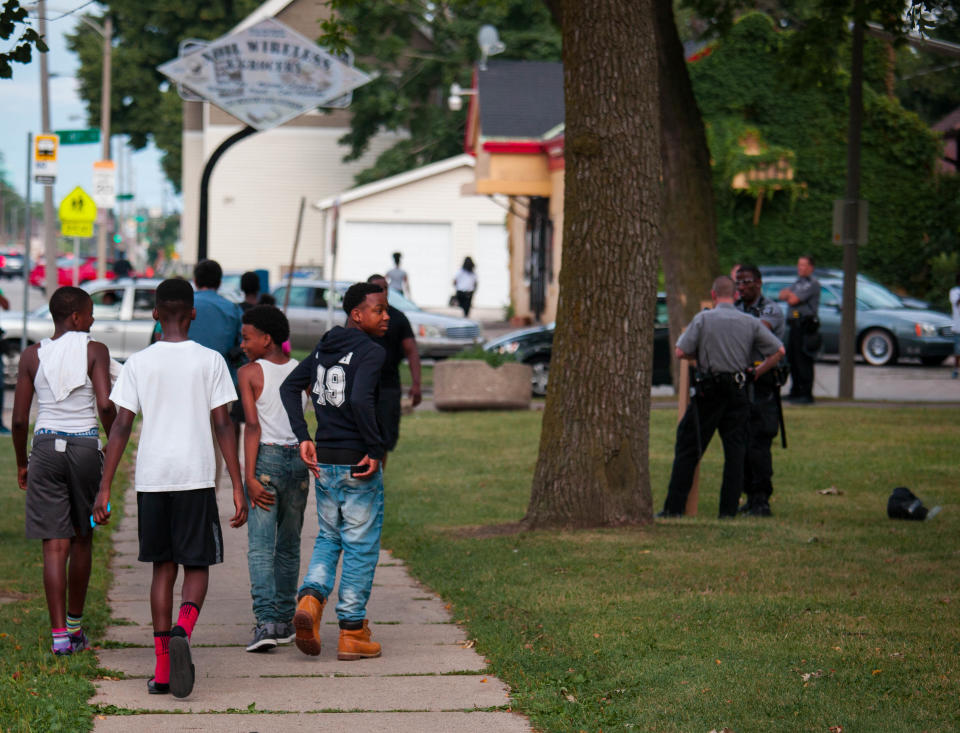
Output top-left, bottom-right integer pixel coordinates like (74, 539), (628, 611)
(280, 326), (386, 460)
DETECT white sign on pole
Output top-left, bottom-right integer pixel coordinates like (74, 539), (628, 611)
(92, 160), (117, 209)
(157, 18), (372, 130)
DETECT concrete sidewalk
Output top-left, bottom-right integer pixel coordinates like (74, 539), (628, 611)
(91, 481), (530, 732)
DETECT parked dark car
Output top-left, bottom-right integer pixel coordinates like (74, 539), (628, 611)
(484, 295), (673, 396)
(759, 273), (953, 366)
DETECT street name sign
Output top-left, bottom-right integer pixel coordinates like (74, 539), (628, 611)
(157, 18), (372, 130)
(59, 186), (98, 238)
(33, 134), (59, 185)
(56, 128), (101, 145)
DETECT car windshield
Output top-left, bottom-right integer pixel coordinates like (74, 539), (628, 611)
(387, 288), (422, 312)
(835, 280), (904, 309)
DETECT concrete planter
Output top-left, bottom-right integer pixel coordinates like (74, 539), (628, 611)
(433, 360), (533, 411)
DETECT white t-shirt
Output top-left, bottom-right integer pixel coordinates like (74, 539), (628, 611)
(950, 286), (960, 332)
(454, 269), (477, 292)
(110, 340), (237, 492)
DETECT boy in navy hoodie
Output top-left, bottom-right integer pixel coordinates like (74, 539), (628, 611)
(280, 282), (389, 660)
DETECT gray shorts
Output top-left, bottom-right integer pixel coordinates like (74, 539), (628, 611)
(25, 433), (103, 540)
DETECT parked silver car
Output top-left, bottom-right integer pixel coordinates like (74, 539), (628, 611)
(0, 278), (161, 382)
(760, 275), (953, 366)
(272, 279), (483, 357)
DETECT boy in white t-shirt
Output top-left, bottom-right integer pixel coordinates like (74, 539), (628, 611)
(237, 306), (308, 653)
(94, 279), (247, 699)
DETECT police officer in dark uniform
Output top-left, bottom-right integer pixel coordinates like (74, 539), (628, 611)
(735, 265), (785, 517)
(778, 255), (820, 404)
(658, 276), (785, 519)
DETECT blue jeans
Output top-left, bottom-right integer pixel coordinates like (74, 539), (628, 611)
(246, 444), (309, 624)
(299, 464), (384, 623)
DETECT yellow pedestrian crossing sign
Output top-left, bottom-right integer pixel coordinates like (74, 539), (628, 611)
(59, 186), (98, 238)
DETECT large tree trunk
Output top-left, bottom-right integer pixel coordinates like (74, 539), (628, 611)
(655, 0), (719, 362)
(524, 0), (660, 529)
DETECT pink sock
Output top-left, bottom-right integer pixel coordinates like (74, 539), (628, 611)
(153, 632), (170, 683)
(176, 602), (200, 638)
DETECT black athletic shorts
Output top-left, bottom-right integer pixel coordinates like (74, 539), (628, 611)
(137, 488), (224, 566)
(375, 386), (402, 452)
(25, 434), (102, 540)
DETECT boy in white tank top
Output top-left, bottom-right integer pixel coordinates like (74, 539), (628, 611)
(12, 287), (117, 656)
(237, 306), (309, 653)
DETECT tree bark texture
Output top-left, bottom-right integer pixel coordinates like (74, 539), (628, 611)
(524, 0), (661, 529)
(655, 0), (719, 367)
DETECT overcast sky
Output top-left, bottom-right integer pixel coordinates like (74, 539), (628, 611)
(0, 4), (177, 213)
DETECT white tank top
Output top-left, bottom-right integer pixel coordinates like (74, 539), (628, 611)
(255, 358), (303, 445)
(34, 341), (97, 433)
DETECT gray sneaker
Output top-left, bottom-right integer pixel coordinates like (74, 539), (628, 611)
(272, 621), (296, 645)
(69, 630), (90, 653)
(246, 623), (278, 653)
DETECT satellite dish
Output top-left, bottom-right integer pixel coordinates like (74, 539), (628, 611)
(477, 24), (505, 70)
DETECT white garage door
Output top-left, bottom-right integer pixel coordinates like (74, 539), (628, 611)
(474, 223), (510, 309)
(339, 222), (452, 308)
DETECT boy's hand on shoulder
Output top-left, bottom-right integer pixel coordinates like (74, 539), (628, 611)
(229, 484), (248, 528)
(247, 477), (275, 512)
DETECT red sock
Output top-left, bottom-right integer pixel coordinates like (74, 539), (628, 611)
(176, 601), (200, 638)
(153, 632), (170, 684)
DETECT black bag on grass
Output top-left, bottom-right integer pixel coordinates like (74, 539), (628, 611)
(887, 487), (930, 520)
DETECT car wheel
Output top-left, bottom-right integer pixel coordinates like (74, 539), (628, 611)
(920, 355), (946, 367)
(2, 339), (22, 386)
(860, 328), (897, 366)
(529, 356), (550, 397)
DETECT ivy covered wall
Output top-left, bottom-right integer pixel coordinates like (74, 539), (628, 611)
(689, 12), (960, 306)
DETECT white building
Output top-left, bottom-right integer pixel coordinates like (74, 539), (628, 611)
(314, 155), (509, 311)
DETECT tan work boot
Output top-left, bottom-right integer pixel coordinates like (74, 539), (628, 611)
(337, 620), (381, 660)
(292, 592), (325, 656)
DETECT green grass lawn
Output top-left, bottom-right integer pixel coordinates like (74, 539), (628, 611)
(381, 406), (960, 732)
(2, 406), (956, 731)
(0, 430), (126, 732)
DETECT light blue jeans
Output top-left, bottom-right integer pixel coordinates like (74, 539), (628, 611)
(246, 444), (309, 624)
(299, 464), (384, 623)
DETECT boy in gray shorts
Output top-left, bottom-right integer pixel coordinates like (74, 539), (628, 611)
(12, 286), (117, 655)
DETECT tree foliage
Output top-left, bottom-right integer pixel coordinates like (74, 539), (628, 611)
(66, 1), (259, 190)
(689, 11), (960, 302)
(322, 0), (560, 185)
(0, 0), (48, 79)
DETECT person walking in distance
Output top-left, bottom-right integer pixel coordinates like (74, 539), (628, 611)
(453, 256), (478, 317)
(778, 255), (820, 404)
(386, 252), (410, 298)
(658, 276), (784, 519)
(94, 279), (247, 698)
(12, 286), (116, 656)
(237, 306), (310, 653)
(280, 282), (389, 661)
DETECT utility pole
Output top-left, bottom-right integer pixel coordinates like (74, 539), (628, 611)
(838, 0), (865, 400)
(38, 0), (59, 297)
(96, 15), (112, 278)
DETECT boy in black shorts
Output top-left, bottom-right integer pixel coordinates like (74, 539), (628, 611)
(12, 286), (116, 655)
(95, 279), (247, 698)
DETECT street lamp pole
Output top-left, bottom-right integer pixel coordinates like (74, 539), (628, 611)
(96, 15), (112, 279)
(37, 0), (59, 298)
